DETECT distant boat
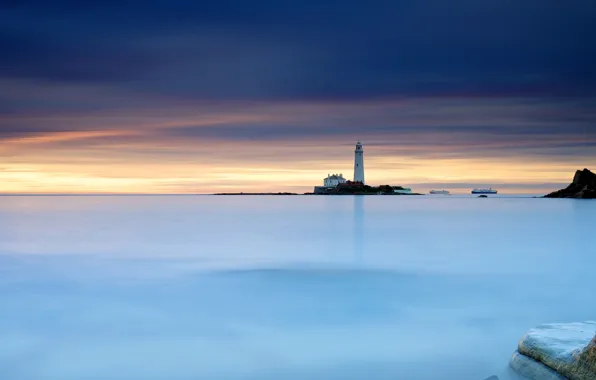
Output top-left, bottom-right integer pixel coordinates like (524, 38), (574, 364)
(471, 188), (497, 194)
(429, 190), (450, 195)
(393, 187), (413, 195)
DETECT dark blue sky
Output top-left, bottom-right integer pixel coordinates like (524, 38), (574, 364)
(2, 0), (595, 101)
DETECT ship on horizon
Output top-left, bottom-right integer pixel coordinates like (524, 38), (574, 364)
(471, 188), (498, 194)
(429, 190), (450, 195)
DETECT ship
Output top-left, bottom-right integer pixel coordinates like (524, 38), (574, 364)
(429, 190), (450, 195)
(471, 188), (497, 194)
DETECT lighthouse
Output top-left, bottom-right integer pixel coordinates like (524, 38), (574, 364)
(353, 141), (365, 184)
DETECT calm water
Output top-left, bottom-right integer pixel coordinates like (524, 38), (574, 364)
(1, 195), (595, 380)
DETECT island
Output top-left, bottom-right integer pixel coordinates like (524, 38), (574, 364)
(544, 168), (596, 199)
(213, 192), (298, 195)
(308, 183), (423, 195)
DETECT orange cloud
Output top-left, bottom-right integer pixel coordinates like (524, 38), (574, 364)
(0, 96), (593, 194)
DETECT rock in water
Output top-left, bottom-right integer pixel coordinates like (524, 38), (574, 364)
(483, 376), (499, 380)
(545, 168), (596, 199)
(510, 351), (567, 380)
(509, 321), (596, 380)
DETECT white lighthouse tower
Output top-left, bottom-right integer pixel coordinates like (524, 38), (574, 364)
(353, 140), (365, 184)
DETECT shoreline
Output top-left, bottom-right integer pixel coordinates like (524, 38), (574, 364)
(213, 192), (299, 195)
(212, 192), (426, 196)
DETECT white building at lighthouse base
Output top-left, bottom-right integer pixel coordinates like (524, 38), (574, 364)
(323, 173), (347, 187)
(313, 173), (347, 194)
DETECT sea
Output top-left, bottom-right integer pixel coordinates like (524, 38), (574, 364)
(1, 194), (595, 380)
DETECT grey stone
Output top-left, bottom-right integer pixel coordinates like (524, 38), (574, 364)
(510, 321), (596, 380)
(509, 351), (567, 380)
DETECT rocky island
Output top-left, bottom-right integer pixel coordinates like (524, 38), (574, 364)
(545, 168), (596, 199)
(309, 182), (422, 195)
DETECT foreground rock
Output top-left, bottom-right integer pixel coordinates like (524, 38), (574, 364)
(545, 168), (596, 199)
(510, 352), (567, 379)
(509, 321), (596, 380)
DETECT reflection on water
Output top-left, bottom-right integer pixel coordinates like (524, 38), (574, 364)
(353, 195), (364, 265)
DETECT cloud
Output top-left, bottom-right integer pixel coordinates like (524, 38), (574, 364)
(1, 0), (595, 101)
(2, 94), (594, 162)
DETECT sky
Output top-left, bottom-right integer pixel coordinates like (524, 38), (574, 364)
(1, 0), (595, 194)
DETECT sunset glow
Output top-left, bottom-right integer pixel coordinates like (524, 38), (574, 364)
(1, 1), (594, 194)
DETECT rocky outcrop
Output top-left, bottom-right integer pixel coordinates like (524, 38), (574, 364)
(545, 168), (596, 199)
(571, 335), (596, 380)
(510, 352), (567, 380)
(509, 321), (596, 380)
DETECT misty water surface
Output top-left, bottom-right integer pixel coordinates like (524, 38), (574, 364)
(1, 195), (595, 380)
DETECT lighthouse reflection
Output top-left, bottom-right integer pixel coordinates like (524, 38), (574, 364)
(353, 195), (364, 265)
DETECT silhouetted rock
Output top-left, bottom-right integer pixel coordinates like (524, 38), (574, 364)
(478, 195), (488, 198)
(545, 168), (596, 199)
(483, 375), (499, 380)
